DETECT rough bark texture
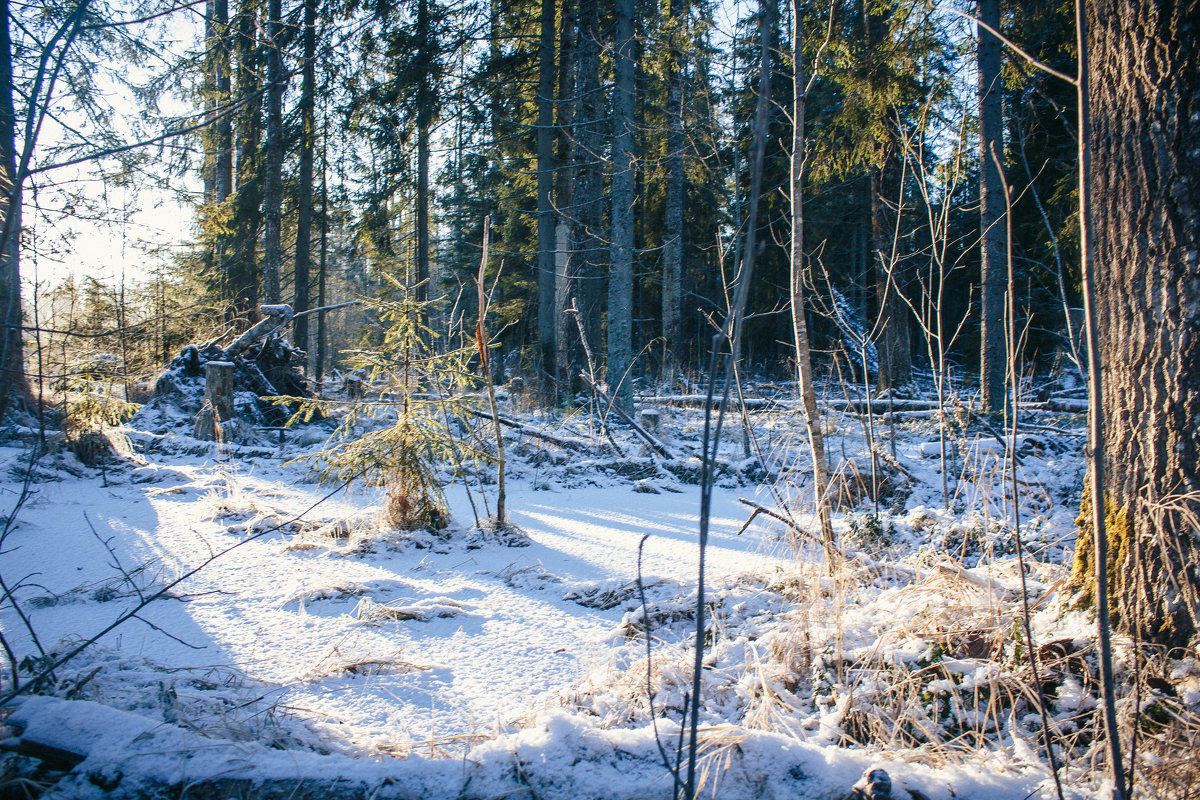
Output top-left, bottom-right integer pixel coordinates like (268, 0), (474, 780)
(204, 361), (236, 423)
(562, 0), (602, 400)
(535, 0), (556, 402)
(209, 0), (233, 306)
(661, 0), (686, 376)
(262, 0), (284, 305)
(1072, 0), (1200, 647)
(202, 0), (216, 206)
(213, 0), (232, 208)
(977, 0), (1006, 415)
(414, 0), (432, 305)
(607, 0), (635, 415)
(293, 0), (316, 361)
(231, 0), (262, 322)
(0, 0), (29, 416)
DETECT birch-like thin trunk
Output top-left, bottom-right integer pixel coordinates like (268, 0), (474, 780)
(789, 0), (833, 551)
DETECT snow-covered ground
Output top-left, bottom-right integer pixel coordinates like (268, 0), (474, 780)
(0, 383), (1158, 799)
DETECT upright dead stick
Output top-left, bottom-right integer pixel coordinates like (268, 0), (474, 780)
(476, 216), (506, 527)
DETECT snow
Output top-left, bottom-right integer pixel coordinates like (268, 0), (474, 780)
(0, 384), (1142, 798)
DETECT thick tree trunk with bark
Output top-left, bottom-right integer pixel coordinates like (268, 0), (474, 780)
(535, 0), (556, 402)
(202, 0), (216, 207)
(0, 0), (29, 416)
(1071, 0), (1200, 648)
(661, 0), (686, 377)
(210, 0), (233, 294)
(559, 0), (601, 402)
(262, 0), (284, 306)
(551, 0), (575, 403)
(213, 0), (232, 206)
(231, 0), (262, 322)
(607, 0), (635, 415)
(977, 0), (1006, 415)
(293, 0), (316, 362)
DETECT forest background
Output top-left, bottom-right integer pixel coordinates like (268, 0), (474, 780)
(3, 0), (1082, 411)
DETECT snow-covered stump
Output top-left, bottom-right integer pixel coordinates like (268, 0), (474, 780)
(205, 361), (235, 421)
(192, 361), (235, 441)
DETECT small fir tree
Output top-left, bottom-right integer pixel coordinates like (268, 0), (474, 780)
(293, 275), (476, 531)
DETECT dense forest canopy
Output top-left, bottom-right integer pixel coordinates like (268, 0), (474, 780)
(5, 0), (1084, 395)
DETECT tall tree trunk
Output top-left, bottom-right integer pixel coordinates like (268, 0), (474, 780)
(293, 0), (316, 361)
(607, 0), (635, 414)
(414, 0), (431, 305)
(262, 0), (284, 305)
(213, 0), (233, 265)
(790, 0), (833, 549)
(230, 0), (262, 322)
(0, 0), (29, 415)
(862, 0), (910, 391)
(203, 0), (217, 207)
(535, 0), (556, 404)
(1071, 0), (1200, 649)
(552, 0), (575, 404)
(977, 0), (1005, 415)
(661, 0), (686, 378)
(559, 0), (601, 401)
(315, 114), (329, 384)
(572, 0), (603, 366)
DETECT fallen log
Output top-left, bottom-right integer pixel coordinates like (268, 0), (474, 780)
(638, 394), (946, 415)
(470, 409), (592, 453)
(223, 304), (294, 360)
(578, 372), (673, 459)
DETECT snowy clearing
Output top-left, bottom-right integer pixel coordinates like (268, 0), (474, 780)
(0, 384), (1168, 799)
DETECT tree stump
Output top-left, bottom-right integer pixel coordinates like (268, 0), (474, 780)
(193, 361), (235, 440)
(206, 361), (235, 421)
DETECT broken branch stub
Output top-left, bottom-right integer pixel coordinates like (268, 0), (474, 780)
(223, 304), (294, 361)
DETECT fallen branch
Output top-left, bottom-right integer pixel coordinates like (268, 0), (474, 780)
(736, 498), (918, 580)
(469, 409), (592, 453)
(638, 394), (945, 415)
(223, 304), (294, 361)
(0, 735), (86, 771)
(578, 372), (673, 459)
(736, 498), (846, 563)
(289, 299), (360, 322)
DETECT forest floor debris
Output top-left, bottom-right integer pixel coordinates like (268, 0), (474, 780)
(0, 379), (1193, 798)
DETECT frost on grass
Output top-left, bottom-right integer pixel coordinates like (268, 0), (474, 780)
(4, 372), (1198, 799)
(353, 596), (473, 624)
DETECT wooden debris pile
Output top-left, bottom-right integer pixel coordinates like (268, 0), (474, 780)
(151, 304), (312, 440)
